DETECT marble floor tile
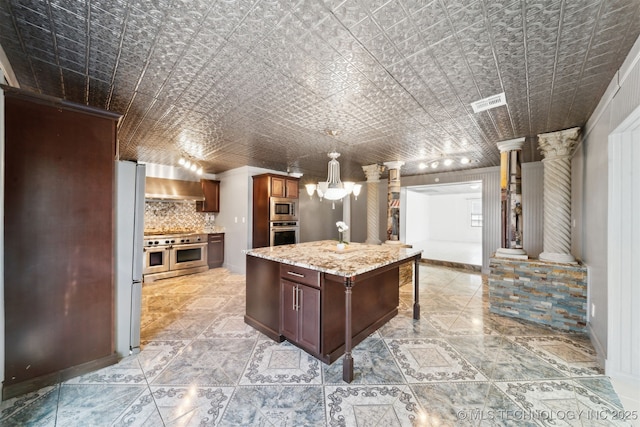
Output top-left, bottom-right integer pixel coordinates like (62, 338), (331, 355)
(240, 340), (322, 385)
(323, 336), (405, 385)
(377, 313), (441, 339)
(0, 385), (59, 427)
(410, 382), (536, 427)
(387, 338), (486, 383)
(56, 384), (146, 426)
(221, 385), (326, 426)
(496, 380), (632, 426)
(2, 266), (625, 426)
(513, 335), (604, 377)
(324, 385), (421, 427)
(447, 336), (566, 381)
(152, 339), (255, 386)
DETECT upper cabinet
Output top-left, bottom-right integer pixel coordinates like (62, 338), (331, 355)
(196, 179), (220, 212)
(270, 175), (299, 198)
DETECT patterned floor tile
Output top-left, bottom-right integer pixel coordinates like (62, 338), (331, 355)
(323, 336), (405, 384)
(240, 340), (322, 385)
(221, 385), (325, 425)
(150, 386), (234, 425)
(513, 335), (604, 377)
(138, 339), (190, 382)
(496, 380), (632, 426)
(574, 377), (624, 409)
(410, 382), (535, 427)
(55, 384), (147, 426)
(387, 338), (486, 383)
(152, 339), (255, 386)
(377, 313), (441, 339)
(0, 385), (59, 427)
(64, 354), (146, 385)
(200, 314), (260, 339)
(325, 385), (421, 427)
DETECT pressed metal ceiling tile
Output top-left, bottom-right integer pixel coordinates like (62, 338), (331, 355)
(2, 0), (639, 178)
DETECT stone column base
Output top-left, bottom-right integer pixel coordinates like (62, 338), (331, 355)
(539, 252), (576, 264)
(495, 248), (528, 260)
(365, 238), (381, 245)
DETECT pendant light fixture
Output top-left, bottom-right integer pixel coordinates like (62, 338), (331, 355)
(305, 152), (361, 208)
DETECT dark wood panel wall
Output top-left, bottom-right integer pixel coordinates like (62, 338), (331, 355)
(3, 89), (120, 399)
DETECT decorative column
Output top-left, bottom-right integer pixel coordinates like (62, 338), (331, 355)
(362, 164), (385, 245)
(496, 137), (527, 259)
(383, 161), (405, 244)
(538, 127), (580, 263)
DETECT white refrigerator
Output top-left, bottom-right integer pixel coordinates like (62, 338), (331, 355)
(115, 160), (146, 357)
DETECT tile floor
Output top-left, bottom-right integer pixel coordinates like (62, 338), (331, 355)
(1, 265), (633, 426)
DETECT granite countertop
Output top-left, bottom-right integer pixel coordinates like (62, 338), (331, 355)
(245, 240), (422, 277)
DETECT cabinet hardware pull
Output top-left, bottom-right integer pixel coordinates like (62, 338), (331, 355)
(292, 286), (297, 311)
(287, 271), (304, 278)
(296, 286), (301, 311)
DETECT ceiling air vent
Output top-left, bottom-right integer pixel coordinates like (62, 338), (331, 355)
(470, 92), (506, 113)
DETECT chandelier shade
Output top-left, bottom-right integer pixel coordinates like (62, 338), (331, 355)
(305, 152), (361, 206)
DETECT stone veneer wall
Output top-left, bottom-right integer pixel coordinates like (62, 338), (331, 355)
(144, 200), (207, 232)
(399, 262), (413, 287)
(489, 257), (587, 332)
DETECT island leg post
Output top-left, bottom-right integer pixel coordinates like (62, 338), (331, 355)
(413, 257), (420, 320)
(343, 278), (354, 383)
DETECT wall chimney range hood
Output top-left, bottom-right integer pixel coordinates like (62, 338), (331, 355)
(145, 177), (205, 201)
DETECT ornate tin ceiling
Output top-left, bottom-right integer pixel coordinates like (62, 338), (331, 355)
(1, 0), (638, 181)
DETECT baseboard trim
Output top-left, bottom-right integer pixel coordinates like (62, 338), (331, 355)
(420, 258), (481, 272)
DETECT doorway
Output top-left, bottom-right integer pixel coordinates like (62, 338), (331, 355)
(404, 181), (483, 267)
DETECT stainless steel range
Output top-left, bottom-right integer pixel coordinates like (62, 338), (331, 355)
(143, 232), (208, 282)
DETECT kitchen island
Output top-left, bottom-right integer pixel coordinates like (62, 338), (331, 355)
(244, 240), (422, 382)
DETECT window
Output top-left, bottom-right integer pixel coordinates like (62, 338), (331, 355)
(470, 199), (482, 227)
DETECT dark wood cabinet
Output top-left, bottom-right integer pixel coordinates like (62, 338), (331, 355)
(271, 176), (299, 198)
(196, 179), (220, 212)
(280, 279), (320, 354)
(252, 173), (300, 248)
(3, 87), (120, 399)
(207, 233), (224, 268)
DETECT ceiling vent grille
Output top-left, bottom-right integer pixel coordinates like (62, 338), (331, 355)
(471, 92), (506, 113)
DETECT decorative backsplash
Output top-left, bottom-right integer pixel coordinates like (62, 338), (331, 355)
(144, 200), (211, 233)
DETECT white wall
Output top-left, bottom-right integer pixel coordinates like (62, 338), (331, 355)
(405, 190), (430, 244)
(425, 193), (482, 243)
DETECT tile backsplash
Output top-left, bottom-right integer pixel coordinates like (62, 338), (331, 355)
(145, 200), (211, 233)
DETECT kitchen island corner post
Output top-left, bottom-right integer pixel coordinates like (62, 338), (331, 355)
(413, 256), (420, 320)
(342, 276), (354, 383)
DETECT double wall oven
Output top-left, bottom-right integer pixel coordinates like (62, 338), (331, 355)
(143, 232), (209, 282)
(269, 197), (299, 246)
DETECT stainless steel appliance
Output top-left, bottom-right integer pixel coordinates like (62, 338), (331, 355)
(270, 221), (300, 246)
(115, 161), (146, 357)
(143, 232), (208, 281)
(270, 197), (298, 221)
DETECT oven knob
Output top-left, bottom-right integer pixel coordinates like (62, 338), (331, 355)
(170, 239), (175, 243)
(180, 239), (185, 243)
(154, 240), (159, 245)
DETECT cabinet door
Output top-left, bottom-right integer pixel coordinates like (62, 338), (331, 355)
(207, 234), (224, 268)
(280, 280), (298, 341)
(271, 176), (286, 197)
(285, 179), (299, 198)
(198, 179), (220, 212)
(298, 284), (320, 354)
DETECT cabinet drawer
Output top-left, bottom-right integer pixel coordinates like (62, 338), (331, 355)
(208, 233), (224, 242)
(280, 264), (320, 288)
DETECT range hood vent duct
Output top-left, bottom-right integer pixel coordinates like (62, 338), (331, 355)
(145, 177), (204, 201)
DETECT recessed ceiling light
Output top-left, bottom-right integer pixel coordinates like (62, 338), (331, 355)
(419, 162), (427, 169)
(444, 158), (453, 166)
(431, 161), (439, 168)
(460, 157), (470, 164)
